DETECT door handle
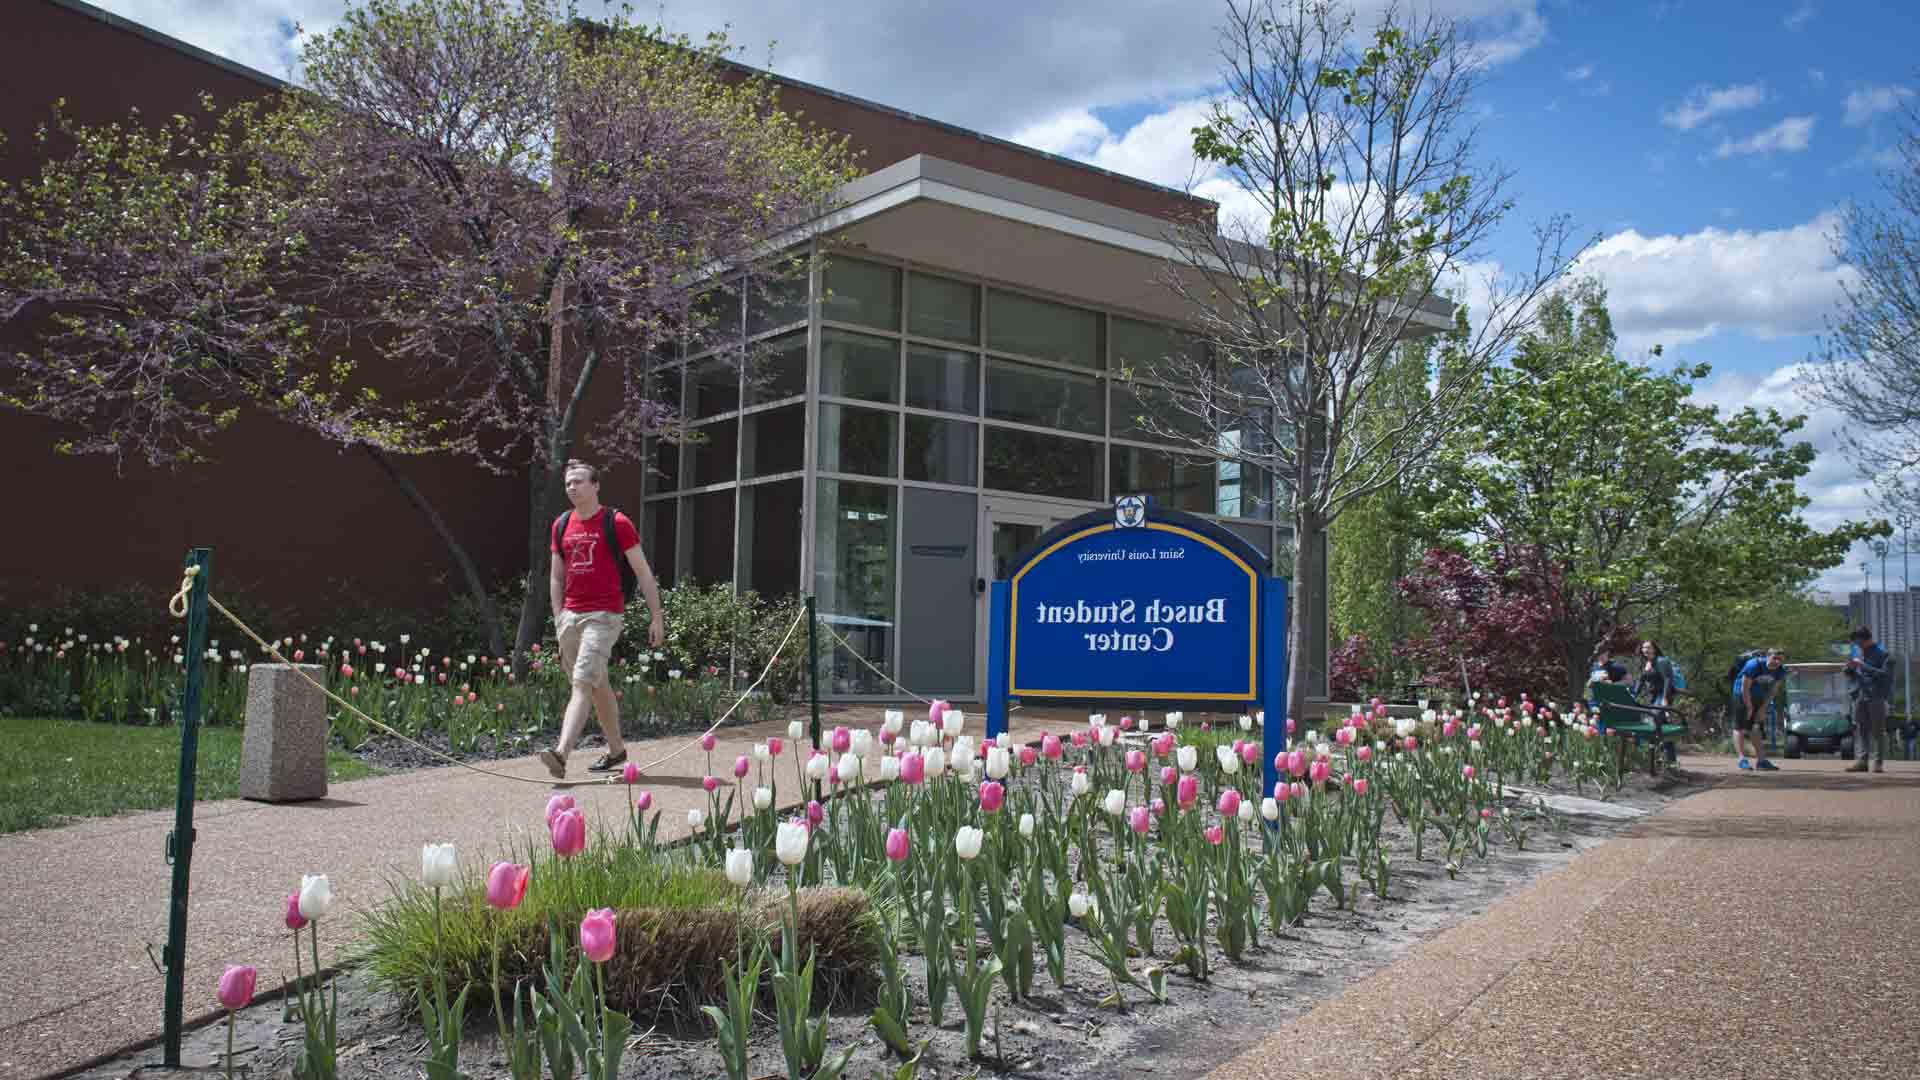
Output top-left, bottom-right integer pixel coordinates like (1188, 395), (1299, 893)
(975, 577), (986, 595)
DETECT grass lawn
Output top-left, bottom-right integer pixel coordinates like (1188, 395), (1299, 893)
(0, 717), (382, 834)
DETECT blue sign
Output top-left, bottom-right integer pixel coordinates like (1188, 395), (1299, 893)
(985, 497), (1292, 803)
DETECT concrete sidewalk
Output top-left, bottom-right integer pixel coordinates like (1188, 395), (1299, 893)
(1211, 755), (1920, 1080)
(0, 705), (1064, 1080)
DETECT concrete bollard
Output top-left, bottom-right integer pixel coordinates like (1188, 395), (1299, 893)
(240, 663), (329, 802)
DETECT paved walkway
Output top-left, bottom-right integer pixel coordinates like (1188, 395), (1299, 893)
(1211, 754), (1920, 1080)
(0, 705), (1070, 1080)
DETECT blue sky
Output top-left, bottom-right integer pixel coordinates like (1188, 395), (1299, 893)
(82, 0), (1920, 598)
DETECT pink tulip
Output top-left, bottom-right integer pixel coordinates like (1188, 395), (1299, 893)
(1151, 797), (1167, 818)
(806, 801), (825, 829)
(545, 794), (576, 828)
(1356, 746), (1373, 763)
(1128, 806), (1150, 834)
(1241, 743), (1258, 765)
(1285, 717), (1296, 734)
(885, 828), (910, 862)
(702, 775), (719, 793)
(579, 908), (617, 964)
(1232, 738), (1245, 755)
(1041, 733), (1063, 759)
(1071, 730), (1089, 749)
(292, 648), (305, 662)
(1468, 724), (1482, 740)
(486, 862), (530, 910)
(1152, 733), (1171, 757)
(928, 699), (950, 726)
(831, 726), (850, 753)
(979, 781), (1006, 813)
(635, 791), (653, 812)
(1019, 746), (1037, 767)
(1286, 749), (1306, 777)
(622, 761), (640, 785)
(285, 891), (308, 931)
(1160, 765), (1176, 786)
(1403, 736), (1418, 752)
(339, 663), (353, 678)
(1289, 781), (1306, 800)
(1481, 808), (1494, 820)
(1463, 765), (1476, 781)
(768, 736), (784, 757)
(1125, 749), (1146, 773)
(900, 752), (926, 785)
(700, 733), (717, 752)
(217, 965), (256, 1011)
(1176, 774), (1199, 809)
(734, 755), (751, 780)
(1497, 697), (1508, 709)
(1120, 715), (1135, 731)
(1353, 778), (1370, 796)
(1274, 781), (1290, 802)
(550, 808), (587, 857)
(1217, 789), (1242, 817)
(1336, 727), (1353, 746)
(1536, 727), (1547, 738)
(1309, 760), (1330, 785)
(880, 728), (897, 745)
(1205, 825), (1224, 845)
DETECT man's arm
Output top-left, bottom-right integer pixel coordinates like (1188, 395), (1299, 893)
(550, 549), (565, 621)
(624, 543), (666, 647)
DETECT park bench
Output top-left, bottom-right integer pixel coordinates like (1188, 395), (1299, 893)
(1591, 681), (1684, 776)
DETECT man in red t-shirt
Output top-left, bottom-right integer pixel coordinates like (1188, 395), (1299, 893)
(539, 460), (666, 779)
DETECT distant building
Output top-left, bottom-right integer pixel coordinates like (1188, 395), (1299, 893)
(1847, 588), (1920, 657)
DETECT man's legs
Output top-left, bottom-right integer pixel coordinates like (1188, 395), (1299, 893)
(1853, 699), (1886, 772)
(591, 680), (625, 759)
(541, 612), (624, 777)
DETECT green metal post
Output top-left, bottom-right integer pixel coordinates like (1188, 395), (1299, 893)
(162, 548), (212, 1067)
(805, 593), (822, 768)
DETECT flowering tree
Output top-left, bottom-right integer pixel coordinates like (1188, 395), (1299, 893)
(1, 0), (856, 660)
(1392, 546), (1589, 703)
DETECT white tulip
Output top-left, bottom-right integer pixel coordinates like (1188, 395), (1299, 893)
(850, 729), (873, 757)
(1261, 797), (1280, 821)
(1068, 892), (1094, 919)
(1215, 745), (1240, 775)
(1089, 713), (1107, 727)
(725, 848), (754, 887)
(805, 752), (829, 781)
(954, 826), (984, 861)
(952, 735), (976, 771)
(688, 808), (707, 829)
(955, 764), (977, 784)
(1375, 740), (1388, 753)
(1018, 812), (1035, 837)
(421, 843), (458, 889)
(1103, 789), (1126, 816)
(1070, 769), (1090, 797)
(776, 821), (809, 866)
(1096, 726), (1116, 747)
(882, 709), (905, 735)
(1176, 745), (1198, 773)
(924, 746), (947, 778)
(297, 874), (334, 921)
(909, 719), (933, 747)
(1164, 711), (1182, 730)
(836, 752), (860, 784)
(1471, 740), (1483, 752)
(879, 756), (900, 782)
(753, 742), (771, 761)
(753, 786), (773, 811)
(985, 746), (1011, 780)
(1237, 800), (1255, 823)
(1238, 714), (1254, 732)
(942, 709), (966, 737)
(788, 720), (805, 742)
(1395, 717), (1415, 738)
(996, 732), (1015, 750)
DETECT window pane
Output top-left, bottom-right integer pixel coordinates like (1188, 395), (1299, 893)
(985, 358), (1103, 435)
(745, 332), (806, 406)
(814, 479), (897, 694)
(905, 346), (979, 414)
(746, 272), (808, 337)
(742, 404), (805, 479)
(647, 436), (680, 493)
(642, 499), (677, 588)
(983, 427), (1101, 500)
(1111, 316), (1205, 377)
(1111, 446), (1213, 513)
(738, 479), (802, 597)
(686, 489), (735, 586)
(987, 289), (1100, 368)
(820, 330), (899, 403)
(822, 257), (900, 331)
(1111, 379), (1209, 444)
(905, 416), (977, 485)
(689, 419), (737, 486)
(1214, 428), (1274, 520)
(908, 272), (979, 343)
(690, 357), (740, 418)
(817, 403), (897, 478)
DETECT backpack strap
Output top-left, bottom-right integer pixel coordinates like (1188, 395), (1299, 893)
(603, 507), (639, 602)
(552, 511), (573, 558)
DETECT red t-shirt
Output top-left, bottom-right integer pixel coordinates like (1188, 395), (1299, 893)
(552, 509), (640, 614)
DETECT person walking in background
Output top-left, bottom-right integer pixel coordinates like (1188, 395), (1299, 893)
(1845, 625), (1891, 774)
(1636, 639), (1679, 764)
(1732, 648), (1786, 772)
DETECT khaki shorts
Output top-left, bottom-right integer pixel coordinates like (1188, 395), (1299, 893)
(556, 610), (623, 689)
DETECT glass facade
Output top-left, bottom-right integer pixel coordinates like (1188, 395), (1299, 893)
(640, 249), (1316, 699)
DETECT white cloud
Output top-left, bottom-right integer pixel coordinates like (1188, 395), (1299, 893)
(1843, 84), (1915, 126)
(1808, 67), (1827, 86)
(1714, 115), (1816, 158)
(1574, 211), (1856, 355)
(1783, 1), (1818, 31)
(1566, 64), (1594, 82)
(1662, 82), (1768, 130)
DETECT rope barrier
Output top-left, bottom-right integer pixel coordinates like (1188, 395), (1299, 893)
(171, 566), (807, 788)
(814, 619), (935, 705)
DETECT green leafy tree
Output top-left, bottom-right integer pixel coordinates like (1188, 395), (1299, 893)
(1420, 279), (1885, 700)
(1643, 584), (1849, 717)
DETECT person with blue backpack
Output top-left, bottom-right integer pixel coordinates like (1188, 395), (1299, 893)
(1845, 625), (1892, 773)
(1731, 648), (1786, 771)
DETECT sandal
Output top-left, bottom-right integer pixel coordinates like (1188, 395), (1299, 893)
(588, 750), (628, 773)
(539, 750), (567, 779)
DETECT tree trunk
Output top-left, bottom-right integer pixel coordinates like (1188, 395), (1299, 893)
(361, 445), (508, 658)
(514, 457), (560, 677)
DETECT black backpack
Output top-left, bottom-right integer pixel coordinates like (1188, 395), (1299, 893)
(553, 509), (639, 605)
(1724, 650), (1762, 690)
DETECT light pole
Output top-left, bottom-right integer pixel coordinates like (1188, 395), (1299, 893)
(1904, 514), (1914, 753)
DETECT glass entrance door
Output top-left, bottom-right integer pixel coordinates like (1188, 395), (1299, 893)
(976, 495), (1081, 695)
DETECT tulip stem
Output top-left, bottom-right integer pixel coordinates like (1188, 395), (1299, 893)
(224, 1010), (235, 1080)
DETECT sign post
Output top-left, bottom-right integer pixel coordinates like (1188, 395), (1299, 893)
(985, 497), (1287, 796)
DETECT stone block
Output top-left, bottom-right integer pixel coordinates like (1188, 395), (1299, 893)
(240, 663), (329, 802)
